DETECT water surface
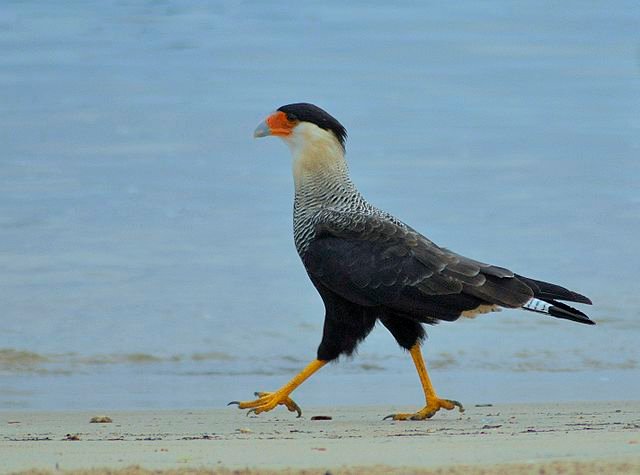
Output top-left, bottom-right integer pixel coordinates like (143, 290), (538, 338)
(1, 1), (639, 410)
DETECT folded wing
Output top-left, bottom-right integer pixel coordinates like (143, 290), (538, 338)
(302, 209), (592, 324)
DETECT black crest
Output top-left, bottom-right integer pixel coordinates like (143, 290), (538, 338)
(278, 103), (347, 147)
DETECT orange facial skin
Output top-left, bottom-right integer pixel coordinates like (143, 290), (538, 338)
(266, 111), (297, 136)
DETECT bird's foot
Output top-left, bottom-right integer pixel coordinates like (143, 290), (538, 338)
(228, 391), (302, 417)
(384, 398), (464, 421)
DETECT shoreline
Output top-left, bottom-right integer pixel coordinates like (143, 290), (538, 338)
(2, 401), (639, 473)
(10, 461), (640, 475)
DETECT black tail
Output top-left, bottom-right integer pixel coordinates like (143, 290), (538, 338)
(516, 274), (595, 325)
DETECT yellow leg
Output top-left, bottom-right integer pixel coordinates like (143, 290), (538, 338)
(229, 359), (326, 417)
(384, 344), (464, 421)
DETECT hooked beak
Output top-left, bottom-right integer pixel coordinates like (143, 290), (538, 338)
(253, 120), (271, 138)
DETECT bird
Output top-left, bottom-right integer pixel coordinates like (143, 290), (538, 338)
(229, 103), (594, 420)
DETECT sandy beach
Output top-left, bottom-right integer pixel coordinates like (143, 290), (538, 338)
(2, 401), (639, 474)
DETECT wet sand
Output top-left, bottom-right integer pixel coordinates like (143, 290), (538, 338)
(2, 401), (639, 474)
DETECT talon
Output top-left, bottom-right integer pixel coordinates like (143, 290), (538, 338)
(383, 413), (412, 421)
(230, 390), (303, 417)
(384, 397), (464, 421)
(227, 401), (240, 406)
(282, 399), (302, 417)
(423, 410), (436, 419)
(229, 360), (325, 418)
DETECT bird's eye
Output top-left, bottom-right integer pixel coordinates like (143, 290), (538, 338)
(286, 113), (298, 122)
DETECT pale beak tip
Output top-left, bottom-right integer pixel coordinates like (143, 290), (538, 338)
(253, 121), (271, 138)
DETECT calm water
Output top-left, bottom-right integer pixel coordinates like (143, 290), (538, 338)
(1, 1), (639, 410)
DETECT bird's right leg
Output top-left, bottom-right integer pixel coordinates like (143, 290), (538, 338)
(229, 359), (326, 417)
(384, 344), (464, 420)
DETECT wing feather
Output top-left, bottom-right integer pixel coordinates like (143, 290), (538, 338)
(303, 210), (532, 322)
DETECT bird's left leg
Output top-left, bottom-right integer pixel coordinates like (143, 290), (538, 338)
(229, 359), (326, 417)
(384, 344), (464, 421)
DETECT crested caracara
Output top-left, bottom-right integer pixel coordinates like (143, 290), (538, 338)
(230, 103), (593, 420)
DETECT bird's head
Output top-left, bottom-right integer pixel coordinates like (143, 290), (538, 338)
(254, 103), (347, 153)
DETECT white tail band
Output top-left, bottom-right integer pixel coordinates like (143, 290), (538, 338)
(522, 298), (551, 314)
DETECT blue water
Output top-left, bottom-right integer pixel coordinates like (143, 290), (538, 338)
(1, 1), (639, 410)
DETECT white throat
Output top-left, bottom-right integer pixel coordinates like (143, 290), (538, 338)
(281, 122), (348, 189)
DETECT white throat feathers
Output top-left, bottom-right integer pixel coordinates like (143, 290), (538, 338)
(282, 122), (349, 190)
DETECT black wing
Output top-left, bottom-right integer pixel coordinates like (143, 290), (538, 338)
(302, 209), (536, 323)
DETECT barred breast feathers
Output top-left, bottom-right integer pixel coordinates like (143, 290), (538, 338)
(288, 122), (409, 256)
